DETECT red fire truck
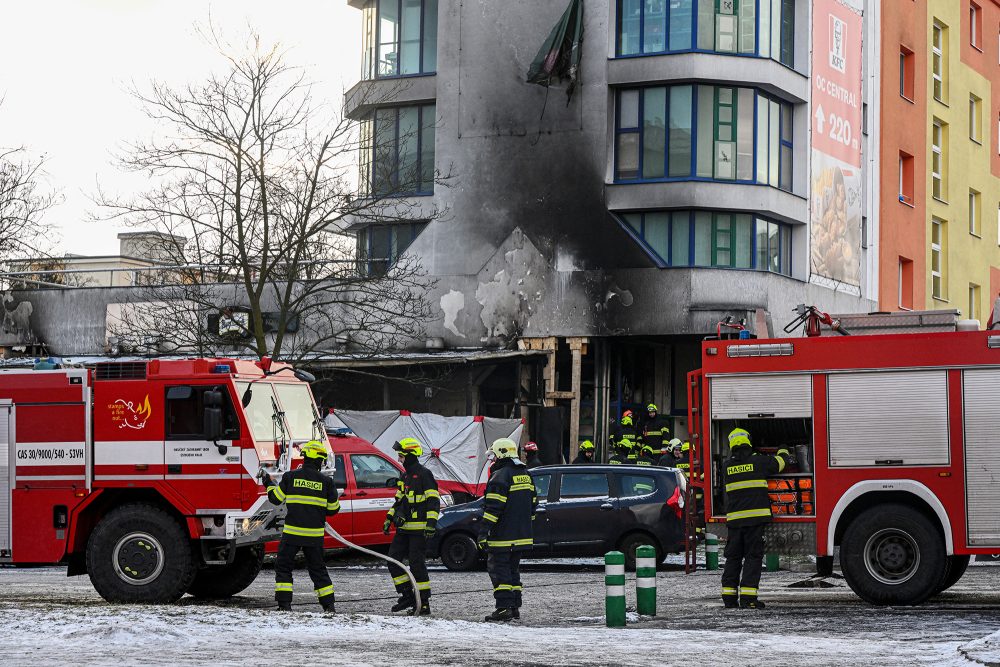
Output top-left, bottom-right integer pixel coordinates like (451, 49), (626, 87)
(687, 313), (1000, 605)
(0, 356), (325, 603)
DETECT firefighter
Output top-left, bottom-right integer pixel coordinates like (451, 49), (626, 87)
(658, 437), (683, 467)
(637, 444), (656, 466)
(572, 440), (596, 464)
(383, 437), (440, 616)
(641, 404), (670, 453)
(675, 441), (692, 477)
(523, 441), (543, 469)
(721, 428), (789, 610)
(608, 438), (629, 465)
(613, 413), (640, 446)
(261, 440), (340, 613)
(479, 437), (537, 622)
(622, 436), (640, 464)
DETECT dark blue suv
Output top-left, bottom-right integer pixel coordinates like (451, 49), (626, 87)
(429, 465), (686, 571)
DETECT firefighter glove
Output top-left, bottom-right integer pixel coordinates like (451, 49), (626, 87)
(258, 468), (272, 486)
(382, 519), (392, 535)
(424, 523), (436, 538)
(477, 534), (488, 551)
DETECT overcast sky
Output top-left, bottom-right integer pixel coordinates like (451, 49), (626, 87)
(0, 0), (361, 256)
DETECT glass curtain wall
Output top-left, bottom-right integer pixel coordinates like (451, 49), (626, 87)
(363, 104), (436, 196)
(363, 0), (439, 79)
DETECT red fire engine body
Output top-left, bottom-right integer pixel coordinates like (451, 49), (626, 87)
(0, 357), (323, 603)
(688, 326), (1000, 605)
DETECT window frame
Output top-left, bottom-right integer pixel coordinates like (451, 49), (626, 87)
(970, 94), (982, 143)
(364, 0), (438, 80)
(932, 21), (946, 103)
(931, 217), (946, 300)
(971, 2), (982, 50)
(969, 283), (982, 321)
(899, 46), (915, 101)
(932, 120), (945, 201)
(970, 189), (981, 237)
(367, 104), (436, 197)
(898, 151), (914, 205)
(357, 221), (428, 277)
(164, 385), (241, 442)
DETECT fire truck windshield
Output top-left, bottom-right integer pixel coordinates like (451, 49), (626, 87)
(235, 381), (320, 443)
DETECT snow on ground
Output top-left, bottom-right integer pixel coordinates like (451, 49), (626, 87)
(1, 561), (999, 666)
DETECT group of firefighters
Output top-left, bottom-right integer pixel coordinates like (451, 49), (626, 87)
(260, 401), (784, 618)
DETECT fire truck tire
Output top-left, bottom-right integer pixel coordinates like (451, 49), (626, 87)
(619, 532), (663, 571)
(87, 504), (196, 603)
(935, 555), (970, 595)
(840, 503), (947, 606)
(187, 546), (265, 599)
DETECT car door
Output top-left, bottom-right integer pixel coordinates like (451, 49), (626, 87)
(349, 453), (403, 544)
(326, 455), (353, 547)
(545, 472), (616, 555)
(528, 472), (553, 554)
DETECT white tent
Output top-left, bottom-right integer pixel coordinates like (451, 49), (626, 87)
(325, 410), (524, 496)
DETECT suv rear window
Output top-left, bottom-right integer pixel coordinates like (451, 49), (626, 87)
(559, 473), (609, 499)
(619, 474), (656, 497)
(533, 473), (551, 500)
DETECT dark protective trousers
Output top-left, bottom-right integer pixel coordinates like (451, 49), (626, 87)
(487, 550), (523, 609)
(387, 531), (430, 602)
(274, 540), (334, 603)
(721, 523), (766, 601)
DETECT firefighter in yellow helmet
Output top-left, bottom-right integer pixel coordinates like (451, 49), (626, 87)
(721, 428), (788, 609)
(383, 437), (440, 615)
(261, 440), (340, 612)
(641, 403), (671, 452)
(479, 437), (537, 622)
(572, 440), (596, 464)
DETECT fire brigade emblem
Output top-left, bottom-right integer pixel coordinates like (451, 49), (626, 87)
(111, 395), (152, 430)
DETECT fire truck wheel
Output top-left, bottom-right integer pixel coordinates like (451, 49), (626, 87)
(935, 555), (971, 595)
(840, 503), (947, 606)
(619, 532), (663, 572)
(187, 546), (265, 599)
(87, 504), (196, 603)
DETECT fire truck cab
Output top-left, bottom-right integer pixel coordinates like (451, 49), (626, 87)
(688, 323), (1000, 605)
(0, 357), (325, 603)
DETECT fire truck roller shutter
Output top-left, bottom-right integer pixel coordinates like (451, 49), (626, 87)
(828, 371), (949, 467)
(963, 369), (1000, 546)
(0, 402), (11, 554)
(709, 375), (812, 419)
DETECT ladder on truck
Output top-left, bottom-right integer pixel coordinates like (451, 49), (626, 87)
(684, 369), (706, 574)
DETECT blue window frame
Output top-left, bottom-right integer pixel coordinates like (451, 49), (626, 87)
(366, 104), (436, 197)
(617, 210), (791, 276)
(616, 0), (794, 67)
(357, 222), (428, 277)
(363, 0), (438, 80)
(615, 84), (792, 191)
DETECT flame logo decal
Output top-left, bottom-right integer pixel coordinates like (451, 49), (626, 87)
(113, 395), (152, 430)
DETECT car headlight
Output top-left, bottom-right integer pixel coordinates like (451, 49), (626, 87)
(439, 493), (454, 508)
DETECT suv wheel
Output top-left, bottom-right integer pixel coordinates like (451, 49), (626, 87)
(619, 533), (662, 572)
(440, 533), (482, 572)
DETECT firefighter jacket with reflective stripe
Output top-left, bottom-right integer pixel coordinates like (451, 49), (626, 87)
(641, 415), (670, 449)
(636, 455), (655, 467)
(612, 423), (640, 444)
(608, 454), (624, 465)
(722, 446), (785, 527)
(265, 462), (340, 546)
(479, 458), (537, 551)
(387, 455), (440, 532)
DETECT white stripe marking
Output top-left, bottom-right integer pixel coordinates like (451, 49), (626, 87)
(16, 475), (86, 481)
(95, 440), (162, 465)
(165, 474), (243, 480)
(605, 564), (625, 576)
(636, 578), (657, 588)
(95, 475), (161, 481)
(636, 557), (657, 569)
(605, 585), (626, 597)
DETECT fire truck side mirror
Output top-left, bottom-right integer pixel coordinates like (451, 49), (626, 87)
(204, 389), (225, 448)
(293, 369), (316, 383)
(241, 386), (253, 408)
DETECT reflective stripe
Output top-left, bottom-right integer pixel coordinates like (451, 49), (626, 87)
(424, 490), (440, 498)
(485, 493), (508, 503)
(483, 512), (499, 523)
(393, 574), (410, 585)
(268, 486), (286, 502)
(725, 479), (769, 493)
(775, 455), (786, 473)
(416, 581), (431, 591)
(275, 582), (294, 592)
(286, 494), (327, 507)
(487, 538), (533, 547)
(400, 521), (427, 531)
(327, 501), (341, 511)
(727, 508), (772, 521)
(509, 484), (534, 492)
(283, 524), (326, 538)
(315, 585), (334, 598)
(494, 584), (513, 591)
(740, 587), (758, 595)
(511, 585), (522, 591)
(426, 511), (439, 520)
(721, 587), (738, 595)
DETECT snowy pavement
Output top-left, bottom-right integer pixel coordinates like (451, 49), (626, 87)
(2, 558), (1000, 666)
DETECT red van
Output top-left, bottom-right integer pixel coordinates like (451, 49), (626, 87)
(266, 430), (453, 552)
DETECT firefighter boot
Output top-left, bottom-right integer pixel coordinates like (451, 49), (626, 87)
(276, 601), (292, 612)
(391, 592), (416, 613)
(409, 589), (431, 616)
(740, 597), (766, 609)
(722, 596), (739, 609)
(484, 607), (516, 623)
(321, 597), (336, 614)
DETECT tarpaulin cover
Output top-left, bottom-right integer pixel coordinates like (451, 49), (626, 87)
(526, 0), (584, 103)
(325, 410), (524, 496)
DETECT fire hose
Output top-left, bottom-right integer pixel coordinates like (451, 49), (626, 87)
(323, 523), (420, 598)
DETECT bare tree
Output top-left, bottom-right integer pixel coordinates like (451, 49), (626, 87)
(0, 147), (59, 264)
(100, 31), (442, 361)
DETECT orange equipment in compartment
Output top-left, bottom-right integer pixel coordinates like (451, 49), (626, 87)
(768, 477), (814, 516)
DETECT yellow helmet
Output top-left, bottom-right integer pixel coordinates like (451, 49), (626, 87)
(300, 440), (329, 461)
(393, 437), (424, 457)
(579, 440), (595, 451)
(646, 403), (657, 412)
(489, 438), (518, 459)
(621, 415), (633, 426)
(617, 437), (635, 450)
(728, 428), (751, 449)
(641, 444), (655, 456)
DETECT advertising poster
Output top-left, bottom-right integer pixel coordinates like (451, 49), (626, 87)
(810, 0), (864, 287)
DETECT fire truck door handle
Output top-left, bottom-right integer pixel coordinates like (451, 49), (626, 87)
(875, 459), (903, 465)
(355, 490), (368, 497)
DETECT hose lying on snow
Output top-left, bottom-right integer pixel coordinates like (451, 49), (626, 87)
(324, 524), (419, 598)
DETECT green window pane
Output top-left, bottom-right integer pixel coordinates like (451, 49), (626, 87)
(780, 0), (795, 66)
(620, 0), (642, 55)
(714, 213), (732, 267)
(400, 0), (422, 75)
(643, 87), (667, 179)
(378, 0), (400, 76)
(756, 95), (768, 183)
(737, 88), (754, 180)
(696, 86), (715, 177)
(697, 0), (714, 49)
(623, 213), (642, 234)
(768, 100), (780, 187)
(755, 218), (769, 270)
(423, 0), (438, 72)
(644, 212), (671, 261)
(644, 0), (666, 52)
(668, 85), (693, 177)
(669, 0), (694, 50)
(768, 221), (780, 273)
(769, 0), (781, 60)
(781, 224), (791, 274)
(739, 0), (756, 54)
(671, 212), (690, 265)
(694, 212), (712, 266)
(734, 214), (752, 268)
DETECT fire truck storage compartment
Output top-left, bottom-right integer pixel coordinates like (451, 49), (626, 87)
(827, 370), (949, 467)
(963, 368), (1000, 546)
(708, 374), (814, 519)
(0, 401), (11, 554)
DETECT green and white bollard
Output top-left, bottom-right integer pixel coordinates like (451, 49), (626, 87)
(605, 551), (626, 627)
(635, 545), (657, 616)
(705, 534), (719, 571)
(766, 553), (780, 572)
